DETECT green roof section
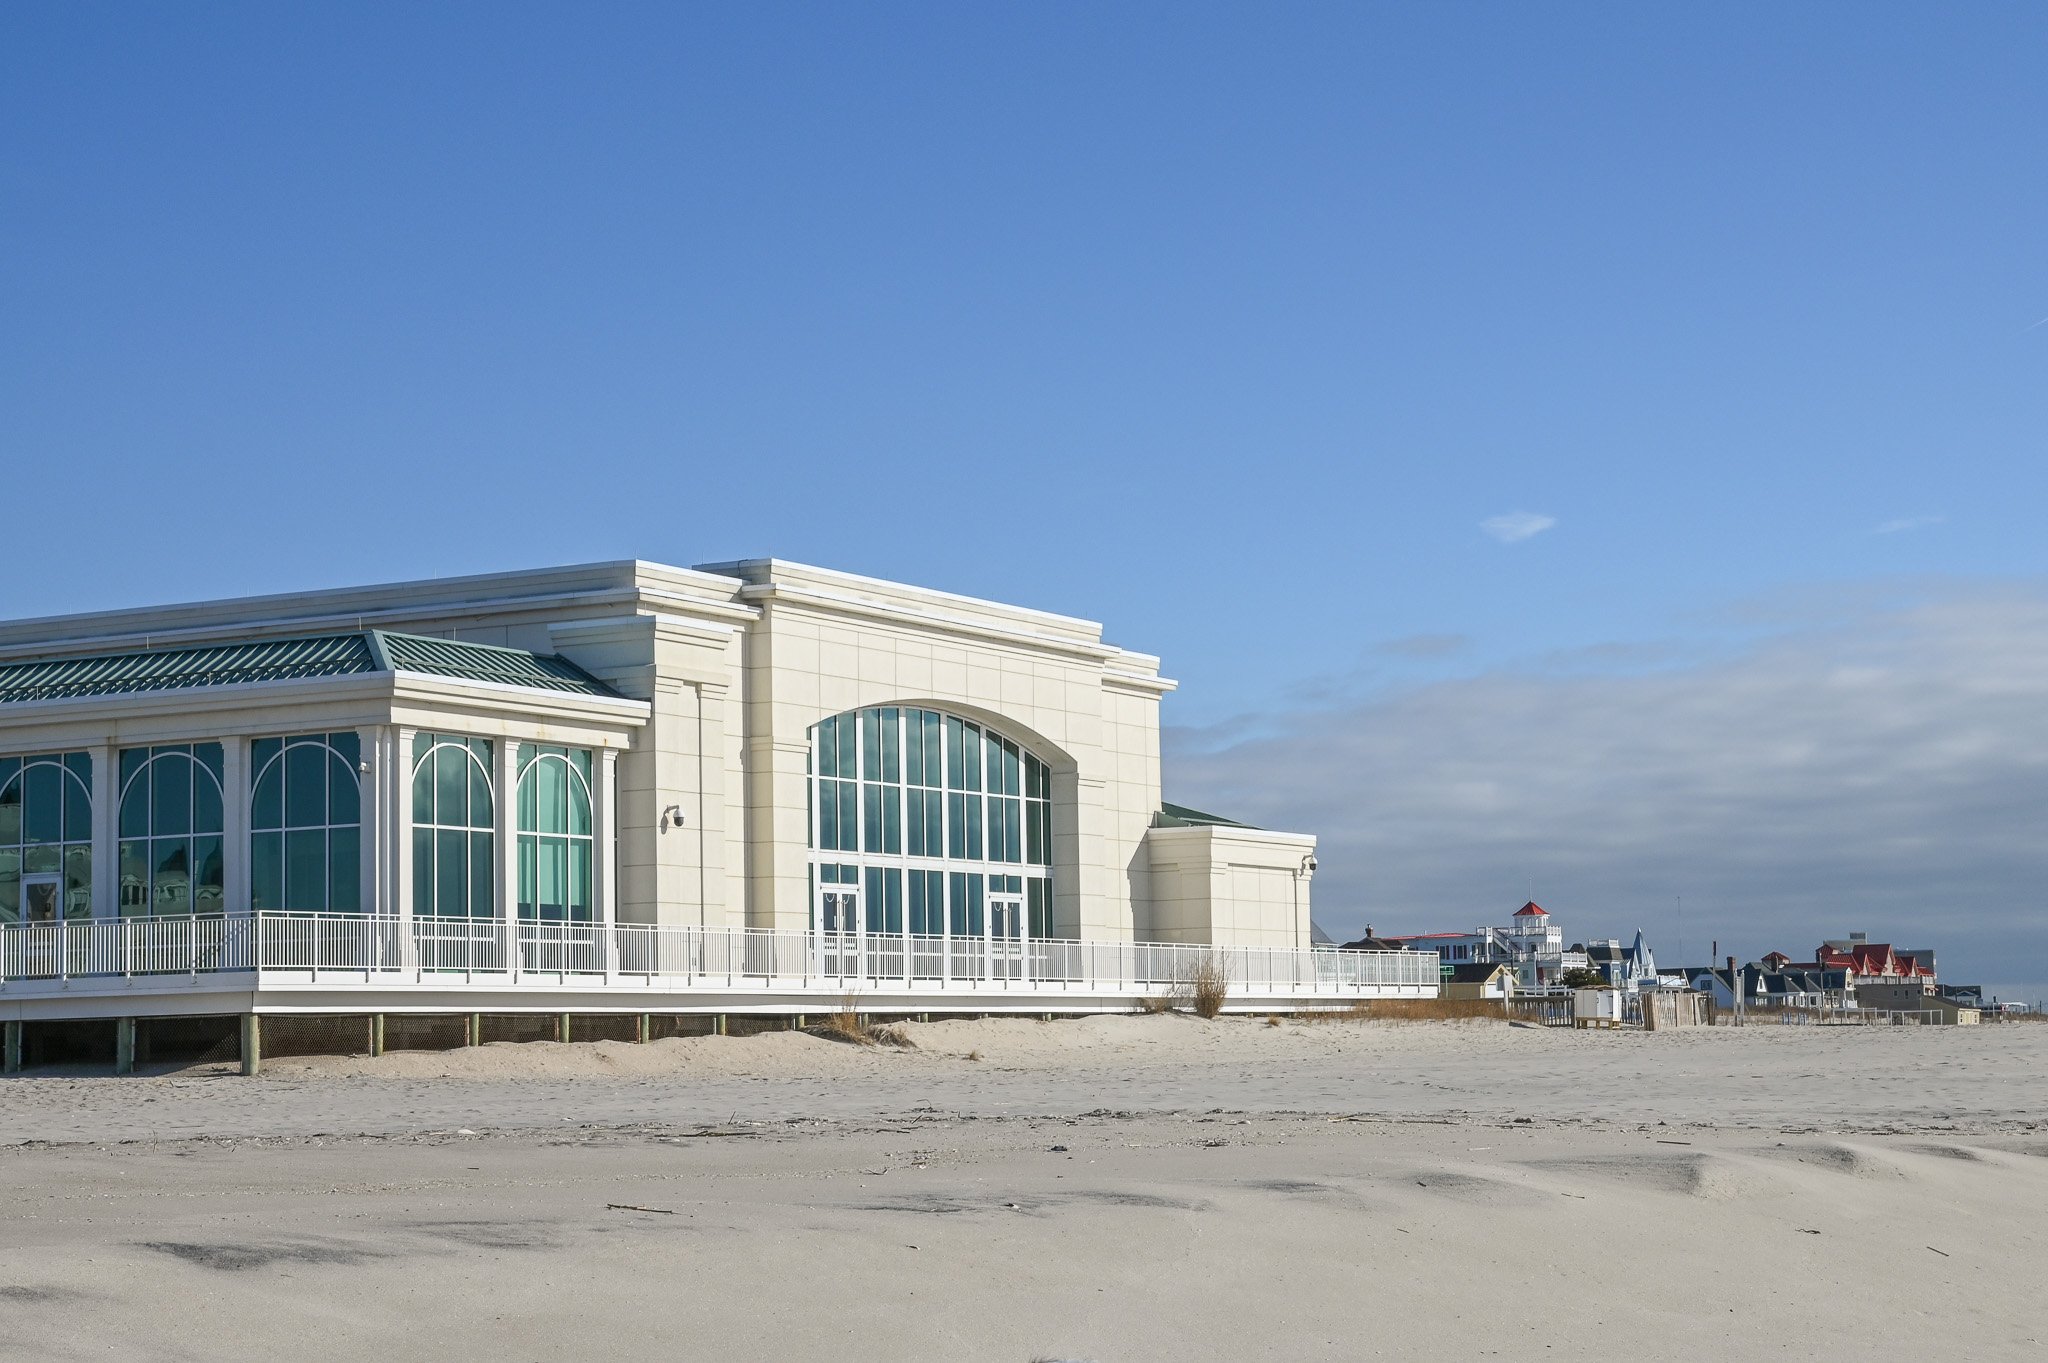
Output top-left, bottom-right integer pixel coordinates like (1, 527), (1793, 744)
(1155, 801), (1261, 830)
(0, 630), (622, 705)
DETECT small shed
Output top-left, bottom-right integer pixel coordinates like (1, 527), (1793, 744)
(1573, 988), (1623, 1027)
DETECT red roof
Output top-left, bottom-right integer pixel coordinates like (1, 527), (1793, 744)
(1513, 902), (1548, 917)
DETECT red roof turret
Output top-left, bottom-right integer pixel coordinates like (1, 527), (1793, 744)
(1513, 902), (1549, 917)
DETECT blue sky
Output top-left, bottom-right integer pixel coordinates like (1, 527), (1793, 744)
(6, 5), (2048, 995)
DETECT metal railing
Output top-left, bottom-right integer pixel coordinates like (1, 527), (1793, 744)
(0, 912), (1440, 998)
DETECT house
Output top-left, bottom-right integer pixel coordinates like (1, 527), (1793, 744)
(1441, 962), (1517, 1000)
(1816, 933), (1935, 985)
(1581, 931), (1659, 993)
(1380, 902), (1589, 991)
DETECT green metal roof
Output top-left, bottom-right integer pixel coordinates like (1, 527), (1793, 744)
(1155, 801), (1261, 830)
(0, 630), (622, 705)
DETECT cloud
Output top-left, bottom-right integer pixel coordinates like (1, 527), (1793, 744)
(1164, 582), (2048, 997)
(1872, 515), (1945, 535)
(1480, 511), (1556, 544)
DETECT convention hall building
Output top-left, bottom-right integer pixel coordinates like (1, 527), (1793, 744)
(0, 559), (1431, 1070)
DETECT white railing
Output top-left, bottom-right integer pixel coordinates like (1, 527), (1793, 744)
(0, 913), (1440, 998)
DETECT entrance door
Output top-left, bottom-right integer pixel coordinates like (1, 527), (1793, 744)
(988, 897), (1024, 980)
(21, 874), (62, 924)
(820, 888), (859, 976)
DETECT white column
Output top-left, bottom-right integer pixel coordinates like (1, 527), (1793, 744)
(354, 726), (380, 916)
(221, 737), (250, 914)
(89, 743), (116, 920)
(597, 747), (619, 977)
(495, 738), (519, 977)
(394, 727), (418, 970)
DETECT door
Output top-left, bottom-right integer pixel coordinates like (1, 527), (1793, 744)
(988, 897), (1024, 980)
(820, 888), (859, 976)
(21, 874), (62, 924)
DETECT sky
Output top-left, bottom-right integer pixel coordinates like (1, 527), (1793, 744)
(5, 5), (2047, 998)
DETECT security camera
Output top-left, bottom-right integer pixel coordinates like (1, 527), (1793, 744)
(661, 804), (685, 831)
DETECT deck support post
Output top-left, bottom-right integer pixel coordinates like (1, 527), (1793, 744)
(468, 1013), (482, 1047)
(716, 1013), (727, 1036)
(369, 1014), (385, 1056)
(5, 1019), (22, 1073)
(557, 1013), (571, 1043)
(636, 1013), (650, 1044)
(239, 1014), (261, 1077)
(115, 1017), (136, 1075)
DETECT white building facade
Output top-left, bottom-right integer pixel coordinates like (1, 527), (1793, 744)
(0, 560), (1432, 1040)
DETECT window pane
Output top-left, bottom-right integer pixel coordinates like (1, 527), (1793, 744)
(153, 838), (192, 916)
(150, 758), (190, 837)
(469, 748), (493, 829)
(882, 785), (900, 855)
(64, 844), (92, 920)
(329, 750), (359, 827)
(863, 782), (882, 853)
(253, 832), (284, 912)
(816, 719), (836, 783)
(195, 742), (223, 785)
(0, 850), (14, 922)
(437, 828), (466, 916)
(61, 763), (90, 843)
(837, 782), (858, 852)
(282, 742), (323, 829)
(412, 745), (435, 824)
(436, 746), (467, 828)
(540, 756), (565, 835)
(193, 835), (224, 913)
(569, 759), (591, 837)
(536, 837), (564, 920)
(329, 826), (359, 913)
(861, 709), (880, 783)
(571, 747), (591, 786)
(330, 731), (360, 769)
(945, 718), (962, 790)
(120, 841), (148, 914)
(880, 709), (899, 784)
(0, 773), (18, 845)
(570, 839), (590, 919)
(192, 764), (223, 836)
(518, 834), (535, 918)
(412, 827), (434, 917)
(286, 829), (326, 911)
(23, 763), (61, 844)
(469, 831), (494, 918)
(818, 779), (838, 850)
(252, 758), (283, 830)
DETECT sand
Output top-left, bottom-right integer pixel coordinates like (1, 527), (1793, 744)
(2, 1016), (2044, 1361)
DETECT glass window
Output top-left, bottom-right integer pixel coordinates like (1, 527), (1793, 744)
(411, 734), (495, 919)
(117, 743), (222, 917)
(0, 752), (92, 923)
(516, 743), (594, 922)
(251, 733), (362, 914)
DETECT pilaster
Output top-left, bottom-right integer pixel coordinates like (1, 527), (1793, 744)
(220, 736), (250, 914)
(88, 742), (115, 919)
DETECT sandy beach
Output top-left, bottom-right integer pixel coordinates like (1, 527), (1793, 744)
(3, 1016), (2044, 1362)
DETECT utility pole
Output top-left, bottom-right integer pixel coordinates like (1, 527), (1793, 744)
(1728, 954), (1741, 1027)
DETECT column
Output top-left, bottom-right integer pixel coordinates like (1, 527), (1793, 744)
(88, 742), (115, 920)
(221, 737), (250, 914)
(596, 747), (619, 977)
(393, 728), (418, 971)
(495, 739), (519, 977)
(355, 726), (381, 917)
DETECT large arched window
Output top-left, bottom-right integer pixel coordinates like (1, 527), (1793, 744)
(119, 744), (224, 917)
(251, 733), (361, 914)
(0, 752), (92, 923)
(411, 734), (494, 919)
(516, 744), (592, 922)
(809, 708), (1054, 941)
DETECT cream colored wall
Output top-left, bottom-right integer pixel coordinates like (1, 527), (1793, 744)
(696, 560), (1173, 940)
(1141, 825), (1317, 948)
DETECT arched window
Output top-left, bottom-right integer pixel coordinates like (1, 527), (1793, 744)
(411, 734), (494, 919)
(0, 752), (92, 923)
(809, 708), (1054, 941)
(516, 744), (592, 922)
(119, 744), (224, 917)
(251, 733), (361, 913)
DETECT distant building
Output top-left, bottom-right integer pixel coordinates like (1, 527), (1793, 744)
(1441, 962), (1517, 1000)
(1581, 931), (1659, 993)
(1380, 902), (1588, 991)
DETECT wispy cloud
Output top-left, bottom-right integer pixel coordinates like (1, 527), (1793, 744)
(1480, 511), (1556, 544)
(1872, 515), (1945, 535)
(1164, 582), (2048, 992)
(1375, 633), (1470, 659)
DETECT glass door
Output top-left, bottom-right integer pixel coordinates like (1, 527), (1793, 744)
(821, 886), (859, 977)
(21, 873), (62, 924)
(989, 895), (1024, 980)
